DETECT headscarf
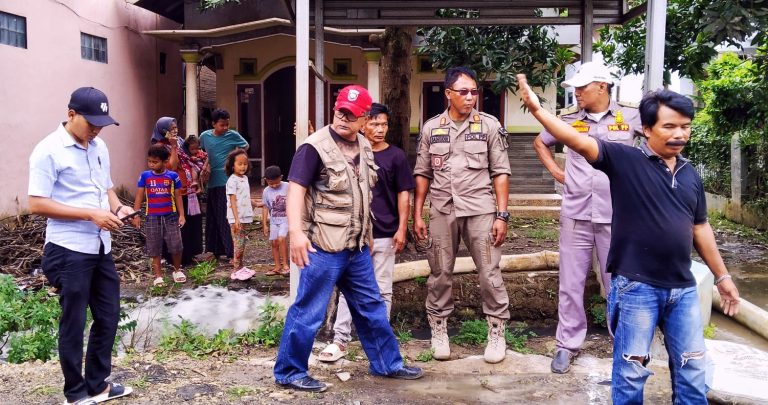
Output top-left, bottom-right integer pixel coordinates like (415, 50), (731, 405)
(151, 117), (177, 143)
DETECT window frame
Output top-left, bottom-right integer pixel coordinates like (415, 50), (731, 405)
(80, 32), (108, 63)
(0, 10), (27, 49)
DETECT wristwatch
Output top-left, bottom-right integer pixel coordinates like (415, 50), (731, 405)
(495, 211), (510, 222)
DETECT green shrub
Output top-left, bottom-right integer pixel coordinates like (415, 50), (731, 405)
(0, 275), (60, 363)
(588, 295), (607, 327)
(505, 322), (536, 354)
(187, 260), (217, 286)
(450, 319), (488, 345)
(237, 300), (284, 348)
(415, 348), (434, 362)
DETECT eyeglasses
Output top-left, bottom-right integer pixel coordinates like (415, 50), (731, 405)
(334, 110), (362, 122)
(449, 88), (479, 96)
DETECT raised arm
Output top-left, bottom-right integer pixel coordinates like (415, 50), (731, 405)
(517, 74), (600, 162)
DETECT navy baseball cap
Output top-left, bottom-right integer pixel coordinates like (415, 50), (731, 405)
(68, 87), (119, 127)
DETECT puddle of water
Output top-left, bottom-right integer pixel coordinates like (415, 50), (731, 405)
(120, 286), (289, 352)
(730, 260), (768, 311)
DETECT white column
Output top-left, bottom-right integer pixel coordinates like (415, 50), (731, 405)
(291, 0), (310, 301)
(181, 51), (201, 137)
(644, 0), (667, 92)
(364, 50), (381, 102)
(314, 0), (325, 128)
(581, 0), (593, 63)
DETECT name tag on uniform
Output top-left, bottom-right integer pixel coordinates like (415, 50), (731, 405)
(608, 123), (630, 131)
(572, 120), (590, 133)
(465, 133), (487, 141)
(430, 128), (450, 143)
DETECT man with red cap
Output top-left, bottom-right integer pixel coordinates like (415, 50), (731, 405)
(273, 85), (423, 392)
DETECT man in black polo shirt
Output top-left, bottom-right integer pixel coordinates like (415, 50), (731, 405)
(516, 73), (740, 404)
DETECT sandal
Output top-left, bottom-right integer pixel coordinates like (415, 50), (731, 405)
(152, 277), (165, 287)
(236, 267), (256, 280)
(318, 342), (346, 362)
(91, 382), (133, 403)
(265, 268), (281, 276)
(172, 271), (187, 283)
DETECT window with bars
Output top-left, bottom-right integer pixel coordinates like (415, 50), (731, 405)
(81, 32), (107, 63)
(0, 11), (27, 49)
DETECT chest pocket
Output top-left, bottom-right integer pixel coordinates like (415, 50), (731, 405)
(464, 140), (489, 169)
(606, 130), (633, 144)
(429, 142), (450, 170)
(317, 160), (353, 208)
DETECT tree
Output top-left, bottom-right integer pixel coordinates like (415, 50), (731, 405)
(417, 9), (574, 95)
(594, 0), (768, 83)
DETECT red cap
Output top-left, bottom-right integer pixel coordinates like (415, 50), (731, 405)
(334, 85), (372, 117)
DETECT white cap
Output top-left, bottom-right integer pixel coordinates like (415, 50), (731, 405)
(561, 62), (613, 88)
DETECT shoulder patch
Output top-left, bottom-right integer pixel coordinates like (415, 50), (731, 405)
(423, 114), (442, 126)
(558, 105), (579, 116)
(618, 101), (639, 109)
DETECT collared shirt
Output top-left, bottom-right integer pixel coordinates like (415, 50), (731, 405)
(28, 123), (114, 254)
(591, 140), (707, 289)
(539, 101), (642, 223)
(414, 108), (511, 217)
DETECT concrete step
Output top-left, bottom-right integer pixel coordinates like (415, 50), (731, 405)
(508, 205), (561, 219)
(508, 193), (562, 207)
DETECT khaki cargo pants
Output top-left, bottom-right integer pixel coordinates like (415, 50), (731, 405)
(425, 209), (510, 319)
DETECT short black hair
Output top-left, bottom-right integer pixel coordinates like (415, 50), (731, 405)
(264, 165), (282, 180)
(445, 66), (478, 89)
(639, 90), (695, 128)
(212, 108), (230, 123)
(225, 149), (249, 177)
(148, 144), (170, 161)
(367, 103), (390, 118)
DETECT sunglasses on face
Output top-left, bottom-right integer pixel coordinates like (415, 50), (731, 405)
(449, 88), (479, 96)
(334, 110), (362, 122)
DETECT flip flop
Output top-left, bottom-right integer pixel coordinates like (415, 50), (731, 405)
(172, 271), (187, 283)
(91, 382), (133, 403)
(152, 277), (165, 287)
(265, 269), (281, 276)
(318, 343), (346, 362)
(237, 267), (256, 280)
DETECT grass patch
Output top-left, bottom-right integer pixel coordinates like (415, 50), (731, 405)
(588, 295), (607, 327)
(227, 386), (255, 399)
(344, 345), (363, 361)
(396, 329), (413, 343)
(703, 323), (717, 339)
(237, 300), (285, 348)
(708, 212), (768, 244)
(0, 275), (60, 363)
(187, 260), (217, 286)
(415, 348), (435, 362)
(526, 229), (559, 241)
(413, 276), (428, 285)
(27, 385), (59, 397)
(450, 319), (535, 353)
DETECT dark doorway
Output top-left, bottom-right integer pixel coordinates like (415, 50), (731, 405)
(422, 81), (447, 123)
(237, 84), (262, 181)
(263, 67), (297, 178)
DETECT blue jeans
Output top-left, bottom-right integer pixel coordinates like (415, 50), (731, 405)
(608, 275), (707, 405)
(274, 245), (403, 384)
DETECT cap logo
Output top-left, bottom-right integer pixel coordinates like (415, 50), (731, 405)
(100, 102), (108, 113)
(347, 89), (359, 101)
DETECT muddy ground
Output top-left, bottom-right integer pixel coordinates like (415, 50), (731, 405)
(1, 213), (765, 404)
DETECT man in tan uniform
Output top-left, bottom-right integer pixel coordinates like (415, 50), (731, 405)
(413, 66), (512, 364)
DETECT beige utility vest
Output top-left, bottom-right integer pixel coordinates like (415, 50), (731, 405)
(302, 126), (378, 252)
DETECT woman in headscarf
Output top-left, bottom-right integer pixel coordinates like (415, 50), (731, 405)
(150, 117), (204, 267)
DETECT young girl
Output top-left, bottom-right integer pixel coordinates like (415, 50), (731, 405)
(225, 149), (256, 280)
(184, 135), (208, 193)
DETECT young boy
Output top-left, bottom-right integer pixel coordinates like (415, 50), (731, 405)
(261, 165), (289, 276)
(132, 144), (187, 286)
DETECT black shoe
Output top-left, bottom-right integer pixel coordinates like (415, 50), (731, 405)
(386, 366), (424, 380)
(278, 376), (328, 392)
(551, 350), (574, 374)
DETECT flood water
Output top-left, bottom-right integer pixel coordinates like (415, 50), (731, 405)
(121, 286), (289, 352)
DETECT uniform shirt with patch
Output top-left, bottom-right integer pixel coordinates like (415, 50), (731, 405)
(413, 109), (511, 217)
(539, 101), (642, 223)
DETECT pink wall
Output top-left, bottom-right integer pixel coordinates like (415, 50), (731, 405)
(0, 0), (183, 215)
